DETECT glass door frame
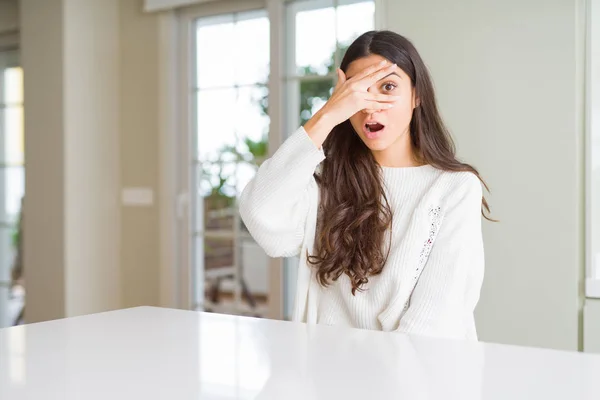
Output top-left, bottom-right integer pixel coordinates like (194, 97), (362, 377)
(177, 0), (284, 318)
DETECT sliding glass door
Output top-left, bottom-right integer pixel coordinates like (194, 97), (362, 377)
(0, 50), (24, 328)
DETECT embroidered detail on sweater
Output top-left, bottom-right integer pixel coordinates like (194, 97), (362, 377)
(415, 206), (442, 281)
(401, 207), (443, 315)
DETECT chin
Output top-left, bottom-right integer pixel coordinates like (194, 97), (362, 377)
(358, 136), (393, 152)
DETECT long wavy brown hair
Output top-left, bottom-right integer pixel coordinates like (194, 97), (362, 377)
(307, 30), (493, 295)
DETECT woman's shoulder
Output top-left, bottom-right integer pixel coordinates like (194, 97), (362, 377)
(438, 169), (481, 189)
(428, 169), (483, 206)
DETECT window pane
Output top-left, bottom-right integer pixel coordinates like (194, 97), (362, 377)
(205, 199), (236, 233)
(0, 227), (14, 282)
(0, 285), (10, 328)
(233, 13), (270, 85)
(239, 237), (269, 315)
(2, 106), (24, 165)
(195, 158), (237, 232)
(196, 15), (236, 89)
(235, 85), (269, 195)
(197, 11), (269, 88)
(193, 11), (272, 318)
(336, 1), (375, 47)
(0, 226), (17, 328)
(299, 78), (333, 126)
(0, 61), (24, 328)
(294, 6), (336, 76)
(200, 237), (271, 318)
(3, 68), (23, 104)
(196, 86), (268, 204)
(202, 234), (235, 314)
(235, 86), (269, 145)
(204, 236), (234, 270)
(0, 167), (24, 222)
(192, 234), (205, 308)
(196, 88), (237, 160)
(193, 164), (237, 233)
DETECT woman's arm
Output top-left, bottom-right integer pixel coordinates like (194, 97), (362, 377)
(240, 62), (400, 258)
(397, 173), (485, 340)
(239, 126), (325, 258)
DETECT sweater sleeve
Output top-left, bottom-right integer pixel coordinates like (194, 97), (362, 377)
(238, 126), (326, 258)
(397, 173), (485, 340)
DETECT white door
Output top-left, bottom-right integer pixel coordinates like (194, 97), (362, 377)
(178, 1), (278, 318)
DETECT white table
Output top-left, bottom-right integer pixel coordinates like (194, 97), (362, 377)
(0, 307), (598, 399)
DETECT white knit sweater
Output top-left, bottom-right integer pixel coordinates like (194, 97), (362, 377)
(239, 126), (485, 340)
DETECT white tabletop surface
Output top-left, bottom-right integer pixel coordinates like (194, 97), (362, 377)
(0, 306), (599, 400)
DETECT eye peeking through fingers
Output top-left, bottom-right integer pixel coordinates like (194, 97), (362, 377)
(381, 82), (397, 92)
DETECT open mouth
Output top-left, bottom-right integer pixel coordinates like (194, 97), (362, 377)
(365, 122), (385, 133)
(363, 121), (385, 139)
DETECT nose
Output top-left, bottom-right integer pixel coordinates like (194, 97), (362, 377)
(362, 109), (381, 116)
(363, 85), (383, 115)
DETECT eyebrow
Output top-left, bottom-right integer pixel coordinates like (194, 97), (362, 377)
(347, 72), (402, 80)
(381, 72), (402, 80)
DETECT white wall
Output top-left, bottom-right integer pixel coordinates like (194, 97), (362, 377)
(590, 0), (600, 284)
(21, 0), (67, 322)
(119, 0), (161, 308)
(385, 0), (586, 350)
(0, 0), (18, 32)
(22, 0), (121, 321)
(19, 0), (162, 322)
(584, 299), (600, 352)
(143, 0), (218, 12)
(63, 0), (121, 316)
(586, 0), (600, 353)
(0, 0), (18, 51)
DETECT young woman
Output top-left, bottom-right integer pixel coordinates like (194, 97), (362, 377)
(239, 30), (491, 340)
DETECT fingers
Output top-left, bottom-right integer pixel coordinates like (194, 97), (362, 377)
(334, 68), (346, 91)
(361, 107), (387, 114)
(361, 62), (397, 87)
(349, 59), (391, 82)
(360, 93), (399, 113)
(361, 99), (395, 113)
(364, 92), (401, 103)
